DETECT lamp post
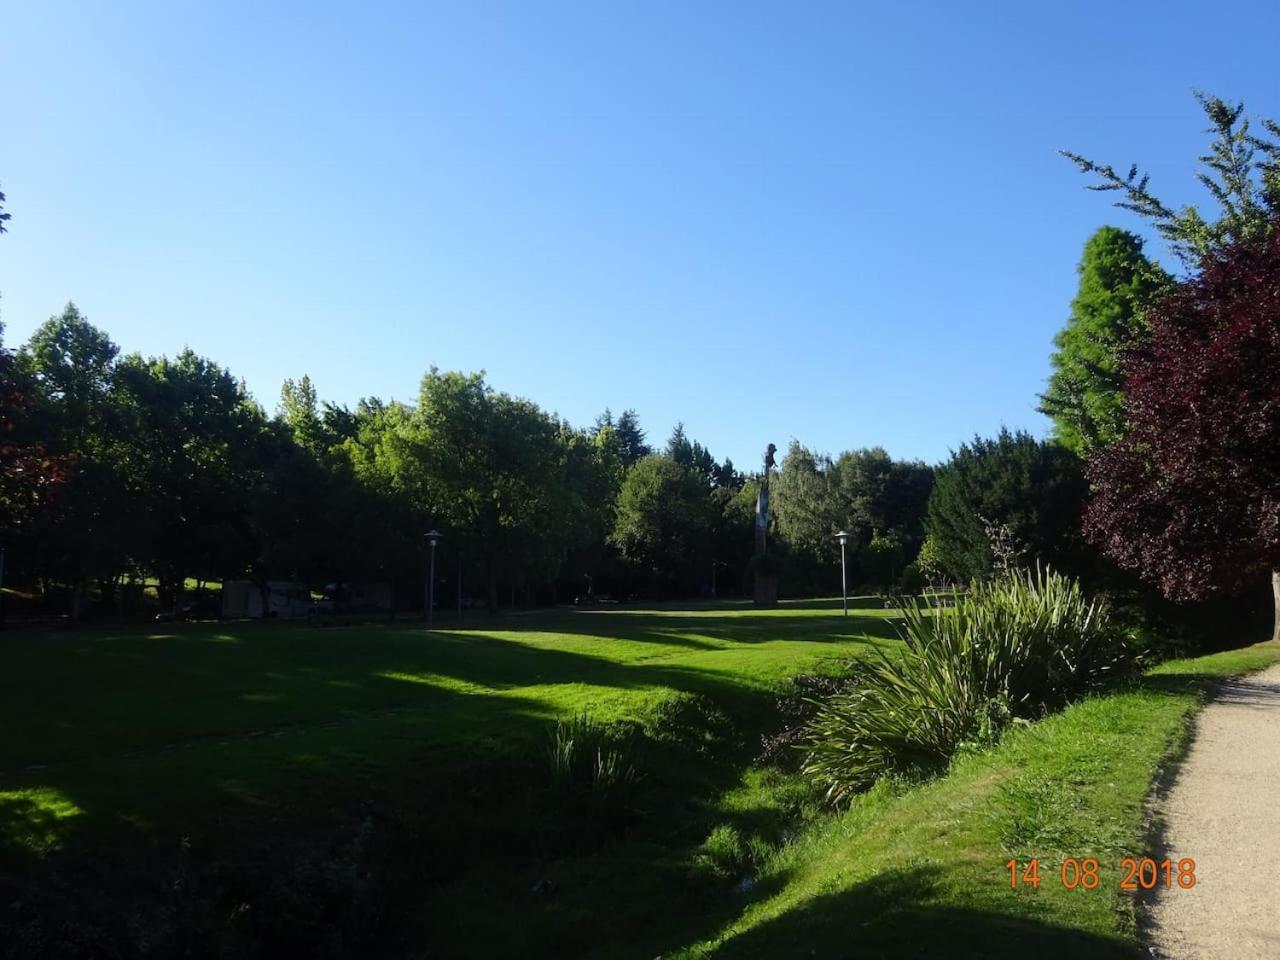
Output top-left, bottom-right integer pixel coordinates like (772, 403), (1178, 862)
(425, 530), (442, 628)
(834, 531), (849, 617)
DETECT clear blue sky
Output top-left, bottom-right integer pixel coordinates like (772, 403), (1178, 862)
(2, 1), (1277, 469)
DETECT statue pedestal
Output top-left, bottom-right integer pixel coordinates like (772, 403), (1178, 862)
(753, 574), (778, 607)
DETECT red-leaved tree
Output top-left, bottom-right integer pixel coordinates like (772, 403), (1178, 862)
(1085, 226), (1280, 639)
(0, 350), (71, 541)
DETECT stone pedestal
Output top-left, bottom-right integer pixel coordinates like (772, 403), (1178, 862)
(753, 573), (778, 607)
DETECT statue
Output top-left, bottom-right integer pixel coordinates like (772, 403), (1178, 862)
(754, 443), (779, 606)
(755, 443), (777, 555)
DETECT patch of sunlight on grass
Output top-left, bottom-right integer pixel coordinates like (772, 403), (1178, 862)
(145, 634), (177, 641)
(377, 670), (487, 694)
(207, 634), (240, 644)
(0, 787), (84, 854)
(573, 604), (892, 620)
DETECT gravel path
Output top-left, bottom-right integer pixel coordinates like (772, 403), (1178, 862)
(1146, 662), (1280, 959)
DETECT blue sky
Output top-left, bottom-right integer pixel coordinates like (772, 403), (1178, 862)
(2, 1), (1277, 469)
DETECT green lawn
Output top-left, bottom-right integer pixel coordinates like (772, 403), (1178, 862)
(0, 600), (897, 958)
(673, 641), (1280, 959)
(3, 604), (1274, 959)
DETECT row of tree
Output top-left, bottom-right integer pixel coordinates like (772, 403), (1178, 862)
(0, 295), (941, 616)
(3, 91), (1278, 638)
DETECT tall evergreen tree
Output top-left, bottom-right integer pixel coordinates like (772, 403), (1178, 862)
(1064, 92), (1280, 265)
(613, 409), (650, 467)
(1040, 227), (1168, 454)
(926, 429), (1087, 581)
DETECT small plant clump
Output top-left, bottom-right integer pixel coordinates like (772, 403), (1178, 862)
(695, 823), (772, 881)
(800, 566), (1130, 804)
(547, 711), (641, 806)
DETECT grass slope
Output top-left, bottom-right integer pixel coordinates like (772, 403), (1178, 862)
(0, 601), (895, 957)
(5, 603), (1274, 959)
(673, 642), (1280, 959)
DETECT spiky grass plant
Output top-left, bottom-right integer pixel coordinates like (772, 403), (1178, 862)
(802, 566), (1128, 804)
(547, 711), (640, 802)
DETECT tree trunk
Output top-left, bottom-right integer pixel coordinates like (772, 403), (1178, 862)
(485, 558), (498, 615)
(1272, 568), (1280, 644)
(70, 579), (84, 621)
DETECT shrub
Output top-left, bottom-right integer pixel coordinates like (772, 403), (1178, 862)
(801, 566), (1128, 804)
(897, 561), (926, 596)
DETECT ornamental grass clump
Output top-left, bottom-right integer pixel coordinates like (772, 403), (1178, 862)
(547, 711), (640, 804)
(801, 566), (1128, 804)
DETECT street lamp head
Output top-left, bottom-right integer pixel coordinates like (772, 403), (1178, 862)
(834, 530), (849, 546)
(426, 529), (443, 548)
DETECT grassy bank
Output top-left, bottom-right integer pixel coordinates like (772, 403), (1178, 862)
(0, 601), (894, 957)
(4, 603), (1275, 958)
(672, 641), (1280, 958)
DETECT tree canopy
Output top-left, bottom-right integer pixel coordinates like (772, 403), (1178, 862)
(610, 453), (713, 592)
(1064, 92), (1280, 265)
(1084, 226), (1280, 634)
(1040, 227), (1169, 454)
(926, 429), (1087, 582)
(773, 441), (932, 587)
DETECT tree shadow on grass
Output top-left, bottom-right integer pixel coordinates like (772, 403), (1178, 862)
(1139, 670), (1280, 707)
(0, 604), (907, 957)
(685, 866), (1139, 960)
(550, 607), (901, 645)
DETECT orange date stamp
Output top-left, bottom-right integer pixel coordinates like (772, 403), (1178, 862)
(1006, 857), (1197, 891)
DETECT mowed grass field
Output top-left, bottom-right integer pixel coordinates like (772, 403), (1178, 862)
(0, 600), (899, 958)
(0, 601), (894, 834)
(4, 602), (1276, 959)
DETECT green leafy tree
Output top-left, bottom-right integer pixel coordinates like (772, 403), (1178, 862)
(278, 374), (326, 454)
(0, 185), (10, 233)
(914, 534), (944, 583)
(926, 429), (1088, 582)
(610, 454), (714, 595)
(113, 349), (267, 611)
(18, 304), (119, 449)
(834, 447), (933, 551)
(1064, 92), (1280, 265)
(15, 305), (127, 614)
(1040, 228), (1169, 454)
(710, 480), (758, 595)
(249, 421), (336, 599)
(364, 370), (608, 611)
(774, 442), (843, 566)
(864, 530), (905, 588)
(775, 442), (933, 587)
